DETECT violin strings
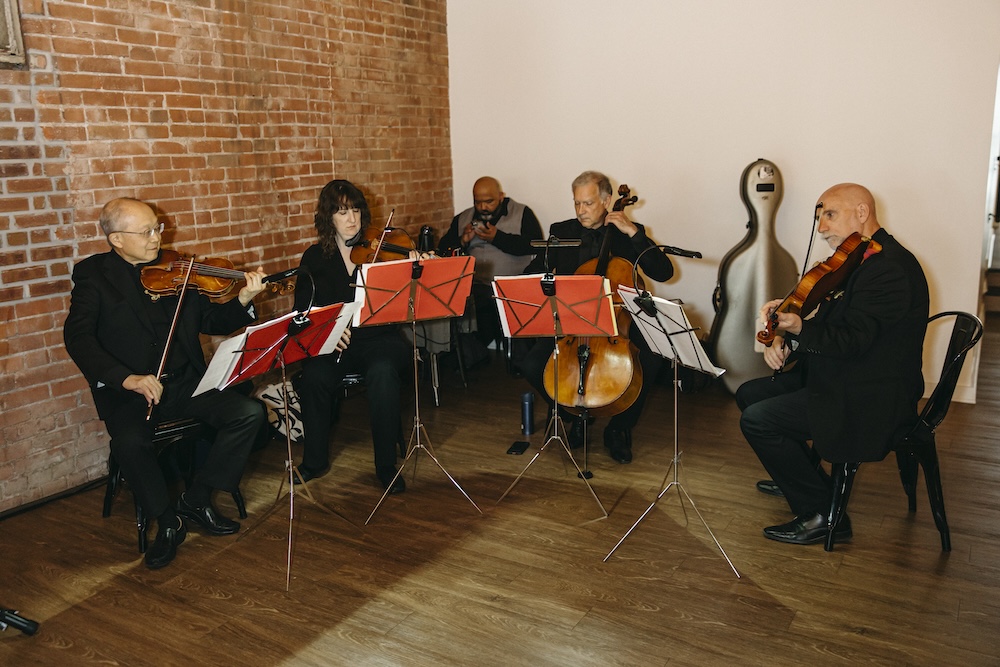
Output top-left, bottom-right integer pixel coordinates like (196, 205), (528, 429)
(169, 260), (244, 279)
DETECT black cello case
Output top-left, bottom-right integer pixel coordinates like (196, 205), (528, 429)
(708, 159), (799, 394)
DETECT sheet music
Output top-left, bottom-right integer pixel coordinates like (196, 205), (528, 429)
(193, 313), (295, 396)
(492, 273), (614, 338)
(315, 301), (360, 356)
(618, 286), (725, 377)
(352, 256), (474, 327)
(192, 302), (359, 397)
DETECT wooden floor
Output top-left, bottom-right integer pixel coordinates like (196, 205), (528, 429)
(3, 323), (1000, 666)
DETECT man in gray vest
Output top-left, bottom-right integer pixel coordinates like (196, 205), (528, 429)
(439, 176), (543, 351)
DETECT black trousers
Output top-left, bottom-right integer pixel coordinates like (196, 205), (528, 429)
(295, 332), (410, 473)
(102, 378), (264, 519)
(736, 371), (830, 516)
(516, 327), (662, 431)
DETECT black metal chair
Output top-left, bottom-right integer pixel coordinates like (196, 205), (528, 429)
(825, 311), (984, 552)
(102, 418), (247, 553)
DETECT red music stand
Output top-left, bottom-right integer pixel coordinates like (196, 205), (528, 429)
(351, 255), (482, 523)
(198, 301), (359, 590)
(492, 273), (614, 518)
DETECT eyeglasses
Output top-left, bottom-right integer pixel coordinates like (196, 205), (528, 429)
(115, 223), (164, 239)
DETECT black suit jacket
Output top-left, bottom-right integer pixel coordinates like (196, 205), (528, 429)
(789, 228), (929, 462)
(64, 250), (255, 419)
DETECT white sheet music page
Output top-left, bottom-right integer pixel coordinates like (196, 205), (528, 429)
(618, 286), (725, 377)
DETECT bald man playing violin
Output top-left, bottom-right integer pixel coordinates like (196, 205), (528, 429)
(64, 197), (269, 569)
(735, 183), (929, 546)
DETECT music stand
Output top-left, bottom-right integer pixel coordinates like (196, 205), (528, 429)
(492, 273), (615, 518)
(352, 255), (481, 523)
(195, 301), (359, 590)
(603, 286), (739, 577)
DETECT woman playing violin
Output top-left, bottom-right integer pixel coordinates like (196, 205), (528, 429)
(292, 179), (413, 493)
(519, 171), (674, 464)
(63, 197), (268, 570)
(736, 183), (929, 546)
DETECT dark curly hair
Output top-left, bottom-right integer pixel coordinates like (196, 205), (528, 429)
(314, 179), (372, 256)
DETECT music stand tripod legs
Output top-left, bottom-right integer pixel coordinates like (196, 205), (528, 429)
(496, 336), (608, 519)
(366, 321), (482, 524)
(603, 291), (739, 577)
(239, 356), (360, 590)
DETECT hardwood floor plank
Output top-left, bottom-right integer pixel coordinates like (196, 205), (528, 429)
(4, 321), (1000, 666)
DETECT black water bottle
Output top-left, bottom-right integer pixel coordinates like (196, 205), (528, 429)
(521, 392), (534, 436)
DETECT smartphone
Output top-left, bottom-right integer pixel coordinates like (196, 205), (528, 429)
(507, 440), (530, 455)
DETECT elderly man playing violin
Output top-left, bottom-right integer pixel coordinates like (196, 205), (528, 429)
(64, 197), (268, 569)
(735, 183), (929, 545)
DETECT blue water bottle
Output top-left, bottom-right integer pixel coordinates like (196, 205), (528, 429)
(521, 392), (534, 435)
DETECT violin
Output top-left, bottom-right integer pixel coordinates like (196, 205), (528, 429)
(140, 249), (297, 301)
(757, 231), (882, 346)
(542, 184), (644, 417)
(349, 218), (416, 265)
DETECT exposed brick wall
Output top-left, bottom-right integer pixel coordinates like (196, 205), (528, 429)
(0, 0), (453, 513)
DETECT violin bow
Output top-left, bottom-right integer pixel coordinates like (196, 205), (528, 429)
(146, 255), (197, 421)
(373, 209), (395, 260)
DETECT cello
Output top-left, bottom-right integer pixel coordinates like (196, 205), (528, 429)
(542, 185), (644, 417)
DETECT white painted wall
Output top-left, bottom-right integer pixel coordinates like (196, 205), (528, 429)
(448, 0), (1000, 401)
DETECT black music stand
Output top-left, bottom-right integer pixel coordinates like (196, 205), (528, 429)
(603, 286), (739, 577)
(492, 273), (616, 519)
(352, 255), (481, 523)
(196, 301), (359, 590)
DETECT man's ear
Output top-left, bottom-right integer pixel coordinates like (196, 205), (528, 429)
(107, 232), (124, 250)
(856, 202), (870, 223)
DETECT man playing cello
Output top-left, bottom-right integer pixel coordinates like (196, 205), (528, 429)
(519, 171), (674, 463)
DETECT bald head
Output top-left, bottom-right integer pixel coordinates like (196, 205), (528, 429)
(472, 176), (505, 219)
(99, 197), (153, 236)
(815, 183), (881, 249)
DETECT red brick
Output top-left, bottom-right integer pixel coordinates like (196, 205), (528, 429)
(2, 0), (453, 512)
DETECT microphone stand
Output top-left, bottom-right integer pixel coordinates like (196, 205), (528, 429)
(630, 244), (702, 317)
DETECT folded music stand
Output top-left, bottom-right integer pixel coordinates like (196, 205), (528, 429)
(197, 301), (359, 590)
(603, 286), (739, 577)
(492, 273), (615, 519)
(352, 255), (481, 523)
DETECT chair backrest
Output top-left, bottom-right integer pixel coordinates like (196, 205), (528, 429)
(918, 311), (984, 431)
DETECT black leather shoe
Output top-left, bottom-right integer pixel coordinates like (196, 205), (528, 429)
(145, 517), (187, 570)
(376, 466), (406, 494)
(176, 493), (240, 536)
(604, 425), (632, 463)
(293, 464), (329, 485)
(763, 512), (852, 545)
(756, 480), (785, 497)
